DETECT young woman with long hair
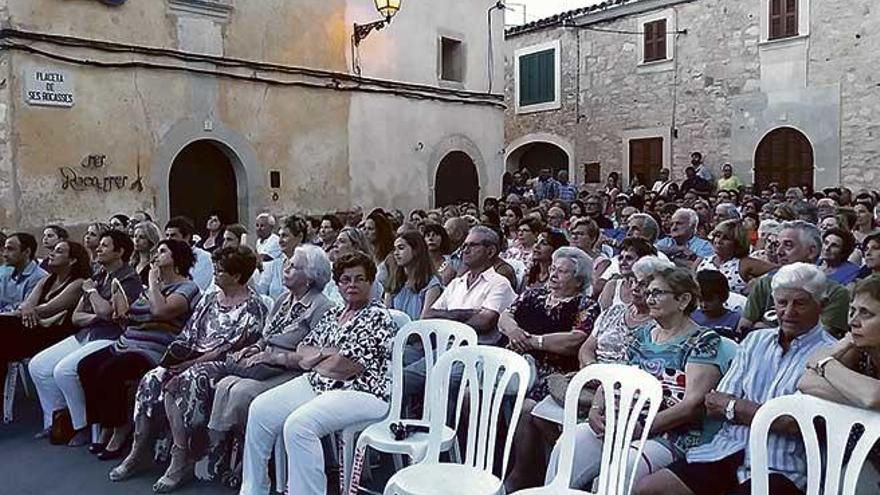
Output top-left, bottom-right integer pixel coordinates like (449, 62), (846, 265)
(384, 232), (443, 320)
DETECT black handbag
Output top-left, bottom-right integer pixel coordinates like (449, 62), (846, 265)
(159, 341), (203, 368)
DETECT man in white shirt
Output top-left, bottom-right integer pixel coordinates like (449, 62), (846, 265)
(405, 226), (517, 398)
(254, 213), (282, 262)
(164, 216), (213, 291)
(425, 226), (517, 344)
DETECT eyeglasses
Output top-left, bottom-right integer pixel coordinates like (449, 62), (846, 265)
(462, 241), (491, 250)
(518, 228), (532, 234)
(338, 275), (369, 286)
(644, 289), (677, 300)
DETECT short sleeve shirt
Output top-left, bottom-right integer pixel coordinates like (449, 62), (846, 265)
(432, 267), (516, 344)
(302, 301), (395, 401)
(627, 322), (723, 455)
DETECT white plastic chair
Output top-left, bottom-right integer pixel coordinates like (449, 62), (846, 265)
(384, 345), (531, 495)
(511, 363), (663, 495)
(344, 319), (478, 493)
(3, 361), (32, 424)
(506, 258), (527, 292)
(749, 394), (880, 495)
(386, 309), (413, 333)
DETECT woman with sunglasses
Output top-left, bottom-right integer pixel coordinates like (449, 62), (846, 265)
(548, 267), (724, 489)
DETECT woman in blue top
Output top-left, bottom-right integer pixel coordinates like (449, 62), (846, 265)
(547, 267), (723, 489)
(77, 240), (201, 461)
(819, 227), (860, 286)
(383, 231), (442, 321)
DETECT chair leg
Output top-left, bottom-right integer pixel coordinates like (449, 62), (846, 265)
(19, 363), (32, 398)
(342, 430), (355, 493)
(3, 363), (20, 424)
(273, 434), (287, 491)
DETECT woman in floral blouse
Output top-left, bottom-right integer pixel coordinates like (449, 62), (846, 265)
(502, 246), (600, 491)
(109, 246), (268, 492)
(239, 250), (395, 495)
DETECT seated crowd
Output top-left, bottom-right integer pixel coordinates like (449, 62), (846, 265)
(2, 165), (880, 495)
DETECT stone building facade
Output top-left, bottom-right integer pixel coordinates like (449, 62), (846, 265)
(0, 0), (506, 232)
(504, 0), (878, 193)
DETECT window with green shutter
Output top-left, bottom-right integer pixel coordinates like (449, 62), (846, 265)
(518, 48), (556, 107)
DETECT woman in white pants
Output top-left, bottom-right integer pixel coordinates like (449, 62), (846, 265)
(28, 230), (144, 439)
(29, 336), (114, 431)
(239, 251), (394, 495)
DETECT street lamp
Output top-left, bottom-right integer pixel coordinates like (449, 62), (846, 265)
(353, 0), (404, 46)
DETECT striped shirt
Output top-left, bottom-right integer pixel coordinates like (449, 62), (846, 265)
(686, 324), (836, 490)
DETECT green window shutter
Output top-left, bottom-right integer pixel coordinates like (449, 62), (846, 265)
(519, 48), (556, 107)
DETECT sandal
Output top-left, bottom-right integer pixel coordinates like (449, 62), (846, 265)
(152, 445), (193, 493)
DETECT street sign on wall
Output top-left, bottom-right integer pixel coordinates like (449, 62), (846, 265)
(25, 67), (75, 108)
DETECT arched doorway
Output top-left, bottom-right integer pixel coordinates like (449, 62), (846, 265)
(505, 142), (569, 176)
(435, 151), (479, 207)
(169, 140), (240, 235)
(754, 127), (814, 192)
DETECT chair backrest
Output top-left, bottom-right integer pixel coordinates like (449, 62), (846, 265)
(423, 346), (530, 482)
(749, 394), (880, 495)
(506, 258), (527, 291)
(385, 309), (412, 333)
(717, 337), (740, 376)
(387, 319), (478, 423)
(547, 364), (662, 495)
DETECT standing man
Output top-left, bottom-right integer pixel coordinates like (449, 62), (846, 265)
(556, 170), (578, 203)
(254, 213), (282, 262)
(692, 151), (714, 184)
(0, 233), (48, 312)
(533, 168), (560, 201)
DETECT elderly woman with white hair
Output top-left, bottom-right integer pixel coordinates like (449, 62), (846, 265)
(751, 218), (783, 264)
(110, 245), (335, 491)
(502, 246), (602, 491)
(500, 246), (601, 401)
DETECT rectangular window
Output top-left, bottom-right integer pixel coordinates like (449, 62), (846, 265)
(440, 37), (464, 82)
(518, 48), (556, 107)
(643, 19), (667, 62)
(584, 162), (602, 184)
(769, 0), (798, 40)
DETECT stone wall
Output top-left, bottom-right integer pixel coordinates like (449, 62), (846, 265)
(505, 0), (877, 191)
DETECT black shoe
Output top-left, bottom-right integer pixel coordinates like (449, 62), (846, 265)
(97, 446), (126, 461)
(88, 443), (106, 455)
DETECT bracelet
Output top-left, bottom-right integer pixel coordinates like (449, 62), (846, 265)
(816, 356), (836, 378)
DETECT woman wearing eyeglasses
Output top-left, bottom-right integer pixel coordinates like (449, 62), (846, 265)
(239, 251), (395, 495)
(547, 267), (724, 489)
(503, 217), (543, 267)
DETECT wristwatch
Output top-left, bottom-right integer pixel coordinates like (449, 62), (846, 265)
(537, 335), (545, 350)
(725, 399), (736, 421)
(816, 356), (836, 377)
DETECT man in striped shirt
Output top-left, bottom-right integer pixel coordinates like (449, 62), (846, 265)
(634, 263), (837, 495)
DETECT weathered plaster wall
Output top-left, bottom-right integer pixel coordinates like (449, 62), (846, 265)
(348, 93), (504, 212)
(8, 0), (350, 71)
(505, 0), (877, 190)
(349, 0), (505, 93)
(1, 0), (505, 231)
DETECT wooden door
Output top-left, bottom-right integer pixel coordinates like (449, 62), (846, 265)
(754, 127), (813, 192)
(629, 137), (663, 188)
